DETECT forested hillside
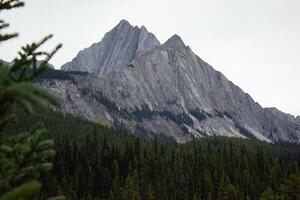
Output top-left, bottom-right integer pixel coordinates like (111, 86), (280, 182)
(5, 110), (300, 200)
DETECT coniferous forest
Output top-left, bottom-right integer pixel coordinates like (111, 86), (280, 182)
(1, 1), (300, 200)
(5, 110), (300, 200)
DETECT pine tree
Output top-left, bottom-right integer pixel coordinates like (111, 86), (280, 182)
(120, 175), (140, 200)
(280, 175), (300, 200)
(145, 185), (154, 200)
(218, 176), (230, 200)
(227, 184), (238, 200)
(110, 177), (121, 200)
(259, 186), (279, 200)
(0, 1), (63, 199)
(4, 105), (300, 199)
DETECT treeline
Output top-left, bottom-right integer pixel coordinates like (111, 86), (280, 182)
(5, 110), (300, 200)
(35, 68), (89, 82)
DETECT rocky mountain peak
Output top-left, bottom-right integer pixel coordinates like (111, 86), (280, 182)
(113, 19), (137, 35)
(48, 20), (300, 143)
(117, 19), (131, 27)
(61, 20), (160, 76)
(163, 34), (186, 52)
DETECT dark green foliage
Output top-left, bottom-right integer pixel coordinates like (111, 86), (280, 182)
(36, 69), (89, 82)
(131, 104), (154, 122)
(36, 69), (72, 81)
(120, 175), (140, 200)
(280, 175), (300, 200)
(6, 110), (300, 200)
(259, 187), (279, 200)
(91, 91), (120, 115)
(0, 125), (55, 190)
(0, 181), (41, 200)
(0, 1), (64, 199)
(130, 105), (194, 128)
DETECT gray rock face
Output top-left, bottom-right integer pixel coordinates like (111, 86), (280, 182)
(61, 20), (160, 76)
(297, 116), (300, 124)
(263, 108), (300, 142)
(40, 79), (96, 120)
(40, 20), (300, 143)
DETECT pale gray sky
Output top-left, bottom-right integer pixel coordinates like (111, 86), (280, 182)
(1, 0), (300, 116)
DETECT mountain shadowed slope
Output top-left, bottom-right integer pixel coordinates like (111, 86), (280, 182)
(38, 20), (300, 143)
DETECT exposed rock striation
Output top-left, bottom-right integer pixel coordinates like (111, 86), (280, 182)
(61, 20), (160, 76)
(38, 20), (300, 143)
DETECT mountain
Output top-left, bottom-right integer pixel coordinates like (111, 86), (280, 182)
(0, 59), (54, 69)
(61, 20), (160, 76)
(38, 20), (300, 143)
(297, 116), (300, 124)
(0, 59), (10, 66)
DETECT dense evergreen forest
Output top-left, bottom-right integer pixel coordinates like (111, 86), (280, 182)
(5, 110), (300, 200)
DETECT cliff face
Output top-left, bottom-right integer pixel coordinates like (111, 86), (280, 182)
(61, 20), (160, 76)
(38, 20), (300, 143)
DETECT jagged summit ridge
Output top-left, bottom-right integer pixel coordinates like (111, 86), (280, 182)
(117, 19), (130, 27)
(163, 34), (187, 51)
(41, 20), (300, 143)
(61, 19), (160, 76)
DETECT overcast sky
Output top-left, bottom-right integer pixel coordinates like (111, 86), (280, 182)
(1, 0), (299, 116)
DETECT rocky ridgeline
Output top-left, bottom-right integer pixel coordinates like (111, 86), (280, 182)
(37, 20), (300, 143)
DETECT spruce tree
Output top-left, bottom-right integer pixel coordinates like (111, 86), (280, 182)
(145, 185), (154, 200)
(280, 175), (300, 200)
(120, 175), (140, 200)
(0, 1), (63, 199)
(259, 186), (279, 200)
(218, 176), (230, 200)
